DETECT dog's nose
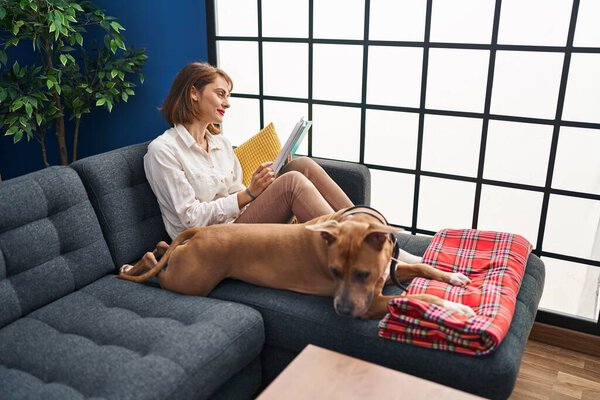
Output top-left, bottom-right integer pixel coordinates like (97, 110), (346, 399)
(335, 301), (354, 316)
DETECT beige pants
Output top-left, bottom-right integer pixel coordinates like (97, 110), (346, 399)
(234, 157), (354, 224)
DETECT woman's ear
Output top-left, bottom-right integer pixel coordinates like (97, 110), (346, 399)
(190, 86), (199, 102)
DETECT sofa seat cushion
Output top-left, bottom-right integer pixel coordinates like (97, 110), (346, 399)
(0, 275), (264, 400)
(209, 233), (545, 400)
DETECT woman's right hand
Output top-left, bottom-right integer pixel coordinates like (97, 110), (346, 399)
(247, 161), (275, 197)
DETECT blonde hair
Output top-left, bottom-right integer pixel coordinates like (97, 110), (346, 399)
(160, 62), (233, 134)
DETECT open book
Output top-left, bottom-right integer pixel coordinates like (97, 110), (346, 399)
(272, 117), (312, 173)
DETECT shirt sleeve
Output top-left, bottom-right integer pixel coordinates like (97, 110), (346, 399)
(229, 146), (246, 194)
(144, 141), (242, 231)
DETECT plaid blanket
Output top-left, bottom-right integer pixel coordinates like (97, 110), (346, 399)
(378, 229), (532, 355)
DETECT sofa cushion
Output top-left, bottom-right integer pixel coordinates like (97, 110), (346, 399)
(209, 233), (545, 400)
(0, 166), (114, 329)
(0, 275), (264, 400)
(71, 142), (169, 267)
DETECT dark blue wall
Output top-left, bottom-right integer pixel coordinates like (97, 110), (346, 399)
(0, 0), (209, 180)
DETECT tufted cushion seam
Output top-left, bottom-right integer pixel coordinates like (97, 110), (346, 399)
(165, 316), (264, 400)
(78, 288), (229, 323)
(0, 364), (87, 398)
(73, 165), (113, 234)
(6, 239), (105, 281)
(25, 316), (146, 358)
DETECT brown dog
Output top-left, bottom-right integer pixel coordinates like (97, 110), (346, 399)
(119, 207), (474, 319)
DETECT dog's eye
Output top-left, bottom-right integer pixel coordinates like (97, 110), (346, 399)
(354, 270), (371, 281)
(329, 266), (342, 279)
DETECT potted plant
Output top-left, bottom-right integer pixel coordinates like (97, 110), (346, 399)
(0, 0), (147, 174)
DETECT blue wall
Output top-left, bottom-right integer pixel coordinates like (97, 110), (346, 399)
(0, 0), (209, 180)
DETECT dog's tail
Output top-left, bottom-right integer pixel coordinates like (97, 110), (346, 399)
(117, 228), (198, 283)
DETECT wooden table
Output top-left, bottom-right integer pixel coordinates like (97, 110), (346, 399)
(256, 344), (483, 400)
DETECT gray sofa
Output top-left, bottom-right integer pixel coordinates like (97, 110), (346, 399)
(0, 141), (545, 400)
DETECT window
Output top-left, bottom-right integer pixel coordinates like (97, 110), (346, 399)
(208, 0), (600, 335)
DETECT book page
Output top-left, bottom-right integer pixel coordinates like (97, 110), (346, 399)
(272, 117), (312, 173)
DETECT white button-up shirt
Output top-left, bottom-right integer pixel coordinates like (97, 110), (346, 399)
(144, 124), (245, 239)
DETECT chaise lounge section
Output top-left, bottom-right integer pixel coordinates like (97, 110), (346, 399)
(0, 141), (545, 399)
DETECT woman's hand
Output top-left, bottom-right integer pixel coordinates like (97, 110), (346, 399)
(247, 161), (275, 198)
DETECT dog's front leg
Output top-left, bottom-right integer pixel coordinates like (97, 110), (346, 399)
(363, 293), (475, 320)
(394, 263), (471, 287)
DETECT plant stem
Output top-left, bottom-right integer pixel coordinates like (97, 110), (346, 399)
(39, 132), (49, 168)
(43, 34), (68, 165)
(73, 117), (81, 162)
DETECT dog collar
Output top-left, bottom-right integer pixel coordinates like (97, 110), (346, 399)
(342, 206), (407, 292)
(388, 239), (408, 293)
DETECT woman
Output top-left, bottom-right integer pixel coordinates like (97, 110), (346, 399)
(144, 62), (354, 240)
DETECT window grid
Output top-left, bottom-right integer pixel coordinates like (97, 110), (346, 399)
(207, 0), (600, 335)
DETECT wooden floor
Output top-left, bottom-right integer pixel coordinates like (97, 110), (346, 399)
(511, 340), (600, 400)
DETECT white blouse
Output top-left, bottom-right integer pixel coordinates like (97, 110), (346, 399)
(144, 124), (245, 239)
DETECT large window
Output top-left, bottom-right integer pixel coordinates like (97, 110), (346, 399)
(207, 0), (600, 335)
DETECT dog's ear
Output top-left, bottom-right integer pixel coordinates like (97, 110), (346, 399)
(365, 223), (403, 250)
(306, 220), (340, 245)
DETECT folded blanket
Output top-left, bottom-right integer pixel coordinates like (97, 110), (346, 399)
(378, 229), (532, 355)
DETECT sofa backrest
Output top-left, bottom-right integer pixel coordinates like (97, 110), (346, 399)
(71, 142), (169, 268)
(0, 166), (114, 329)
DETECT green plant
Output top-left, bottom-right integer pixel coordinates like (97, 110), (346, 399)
(0, 0), (147, 167)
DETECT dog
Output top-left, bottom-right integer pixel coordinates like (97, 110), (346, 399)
(119, 206), (474, 319)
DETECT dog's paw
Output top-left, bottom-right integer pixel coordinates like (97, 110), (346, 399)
(448, 272), (471, 287)
(443, 301), (476, 318)
(119, 264), (134, 275)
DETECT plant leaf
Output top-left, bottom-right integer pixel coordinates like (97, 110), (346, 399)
(96, 98), (106, 106)
(60, 54), (68, 66)
(0, 6), (6, 20)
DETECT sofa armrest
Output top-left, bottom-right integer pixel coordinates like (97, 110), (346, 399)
(312, 157), (371, 206)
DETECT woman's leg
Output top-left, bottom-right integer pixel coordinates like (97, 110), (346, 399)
(280, 157), (354, 211)
(235, 157), (354, 224)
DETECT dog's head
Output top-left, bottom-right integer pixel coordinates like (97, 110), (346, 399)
(306, 211), (401, 318)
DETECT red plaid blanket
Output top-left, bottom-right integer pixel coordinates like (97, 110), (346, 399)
(378, 229), (532, 355)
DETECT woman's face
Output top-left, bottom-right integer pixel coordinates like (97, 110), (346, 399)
(193, 75), (231, 125)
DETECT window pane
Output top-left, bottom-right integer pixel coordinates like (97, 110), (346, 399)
(491, 51), (564, 119)
(216, 0), (258, 37)
(217, 41), (259, 95)
(222, 97), (261, 146)
(484, 120), (552, 186)
(262, 0), (308, 38)
(430, 0), (495, 44)
(498, 0), (572, 46)
(364, 109), (418, 169)
(312, 105), (361, 162)
(544, 195), (600, 261)
(313, 44), (363, 103)
(417, 177), (476, 232)
(539, 257), (600, 322)
(262, 42), (308, 98)
(478, 185), (543, 246)
(426, 49), (489, 113)
(263, 100), (309, 155)
(422, 115), (481, 177)
(369, 0), (426, 41)
(574, 0), (600, 47)
(553, 126), (600, 195)
(313, 0), (365, 40)
(367, 46), (423, 107)
(562, 53), (600, 124)
(370, 169), (414, 227)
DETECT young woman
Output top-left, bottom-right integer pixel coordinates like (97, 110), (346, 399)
(144, 62), (354, 240)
